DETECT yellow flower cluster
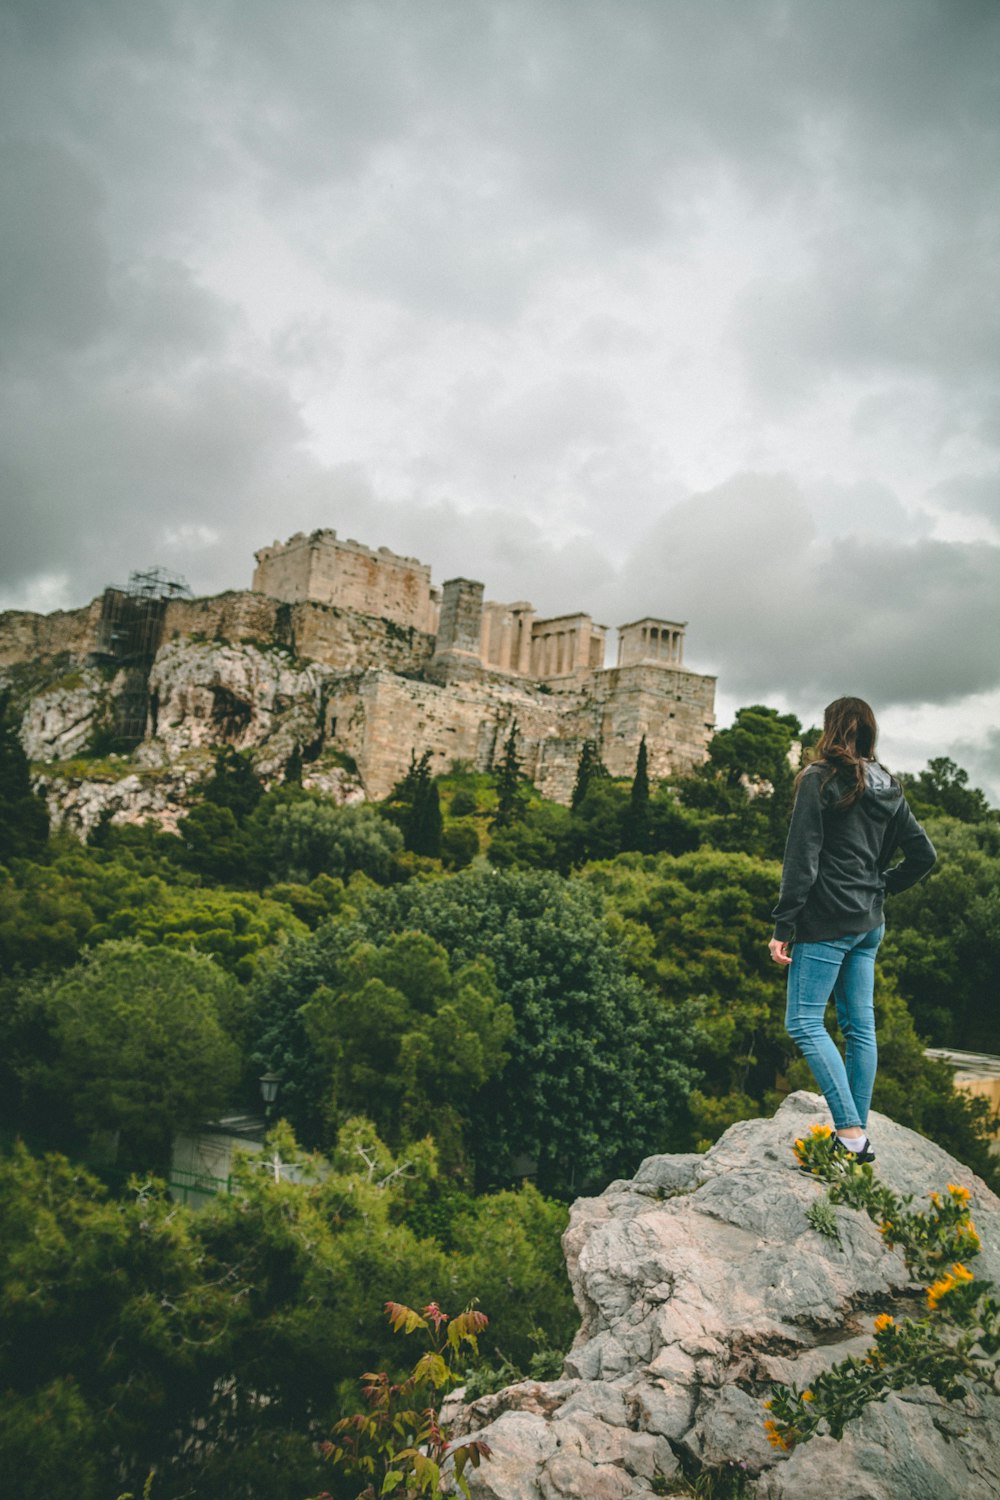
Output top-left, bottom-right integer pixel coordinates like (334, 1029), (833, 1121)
(792, 1123), (834, 1165)
(763, 1417), (794, 1451)
(926, 1262), (975, 1310)
(873, 1313), (895, 1333)
(947, 1183), (972, 1205)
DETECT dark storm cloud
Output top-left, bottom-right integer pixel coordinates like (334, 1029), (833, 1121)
(2, 0), (999, 763)
(0, 140), (111, 355)
(608, 475), (1000, 709)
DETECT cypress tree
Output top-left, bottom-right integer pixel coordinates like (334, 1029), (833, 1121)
(491, 721), (526, 830)
(0, 691), (49, 862)
(392, 749), (442, 856)
(410, 759), (443, 858)
(622, 735), (651, 852)
(571, 739), (606, 811)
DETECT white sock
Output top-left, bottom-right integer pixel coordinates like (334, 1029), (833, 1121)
(837, 1134), (867, 1151)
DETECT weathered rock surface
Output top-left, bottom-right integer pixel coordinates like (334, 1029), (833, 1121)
(147, 638), (330, 769)
(445, 1093), (1000, 1500)
(9, 638), (366, 837)
(19, 666), (121, 761)
(36, 756), (212, 838)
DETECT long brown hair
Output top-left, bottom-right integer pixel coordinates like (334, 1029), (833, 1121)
(795, 696), (881, 809)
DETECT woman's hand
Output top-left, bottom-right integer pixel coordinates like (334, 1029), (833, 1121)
(769, 938), (792, 967)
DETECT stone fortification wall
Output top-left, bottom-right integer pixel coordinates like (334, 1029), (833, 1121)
(584, 663), (717, 779)
(0, 601), (103, 667)
(253, 529), (440, 634)
(325, 669), (570, 801)
(0, 591), (433, 681)
(324, 661), (714, 802)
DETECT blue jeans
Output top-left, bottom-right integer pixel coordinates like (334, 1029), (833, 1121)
(785, 924), (884, 1132)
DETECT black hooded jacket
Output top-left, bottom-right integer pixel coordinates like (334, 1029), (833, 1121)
(772, 761), (936, 944)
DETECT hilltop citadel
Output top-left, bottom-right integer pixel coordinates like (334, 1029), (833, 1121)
(1, 525), (716, 821)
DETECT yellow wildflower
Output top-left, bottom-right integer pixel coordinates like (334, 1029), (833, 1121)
(927, 1273), (954, 1310)
(809, 1124), (833, 1138)
(947, 1183), (972, 1204)
(873, 1313), (895, 1333)
(764, 1419), (793, 1451)
(929, 1191), (942, 1208)
(926, 1263), (973, 1310)
(802, 1390), (815, 1402)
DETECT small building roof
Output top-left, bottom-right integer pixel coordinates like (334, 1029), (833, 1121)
(618, 617), (687, 631)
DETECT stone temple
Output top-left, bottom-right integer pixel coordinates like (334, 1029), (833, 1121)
(250, 528), (716, 801)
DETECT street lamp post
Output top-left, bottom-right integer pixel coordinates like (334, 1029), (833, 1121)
(259, 1071), (281, 1118)
(258, 1072), (283, 1181)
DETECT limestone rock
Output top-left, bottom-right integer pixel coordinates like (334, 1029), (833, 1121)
(36, 757), (212, 838)
(12, 638), (367, 837)
(19, 666), (120, 761)
(147, 638), (328, 760)
(448, 1093), (1000, 1500)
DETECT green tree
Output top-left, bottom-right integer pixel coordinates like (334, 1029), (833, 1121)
(385, 750), (444, 857)
(316, 870), (702, 1194)
(203, 744), (264, 820)
(487, 801), (574, 874)
(879, 815), (1000, 1051)
(569, 778), (628, 864)
(9, 941), (242, 1167)
(646, 785), (702, 856)
(621, 735), (651, 852)
(0, 1145), (254, 1500)
(441, 818), (480, 870)
(86, 883), (309, 981)
(0, 689), (48, 863)
(410, 754), (444, 858)
(250, 792), (404, 884)
(178, 801), (263, 885)
(570, 738), (607, 812)
(491, 722), (527, 830)
(302, 931), (514, 1165)
(707, 704), (801, 787)
(899, 756), (995, 824)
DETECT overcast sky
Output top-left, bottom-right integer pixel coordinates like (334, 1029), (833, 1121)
(2, 0), (999, 796)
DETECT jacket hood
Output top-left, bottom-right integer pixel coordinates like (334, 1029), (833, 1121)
(861, 760), (903, 821)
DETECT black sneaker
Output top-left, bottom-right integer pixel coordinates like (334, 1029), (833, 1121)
(834, 1135), (875, 1164)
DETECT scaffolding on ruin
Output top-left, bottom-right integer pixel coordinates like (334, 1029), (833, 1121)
(93, 567), (192, 747)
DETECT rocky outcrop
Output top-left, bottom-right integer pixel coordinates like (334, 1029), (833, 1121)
(37, 755), (213, 838)
(444, 1093), (1000, 1499)
(147, 638), (330, 775)
(19, 665), (121, 762)
(10, 637), (366, 837)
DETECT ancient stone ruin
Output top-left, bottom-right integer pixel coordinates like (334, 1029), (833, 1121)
(250, 528), (716, 801)
(1, 524), (717, 832)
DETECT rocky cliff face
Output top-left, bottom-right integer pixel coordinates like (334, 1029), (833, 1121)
(6, 637), (364, 838)
(444, 1092), (1000, 1500)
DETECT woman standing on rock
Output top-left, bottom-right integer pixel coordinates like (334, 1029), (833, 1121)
(769, 697), (936, 1161)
